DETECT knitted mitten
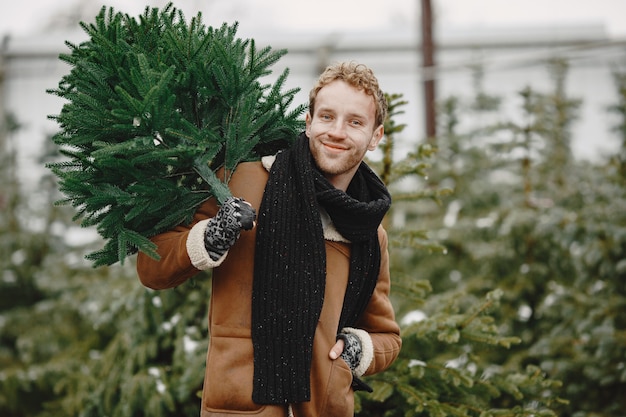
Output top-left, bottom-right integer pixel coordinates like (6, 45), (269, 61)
(204, 197), (256, 261)
(337, 332), (362, 372)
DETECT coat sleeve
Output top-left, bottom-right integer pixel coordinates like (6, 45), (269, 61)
(136, 161), (269, 290)
(355, 226), (402, 376)
(136, 198), (220, 290)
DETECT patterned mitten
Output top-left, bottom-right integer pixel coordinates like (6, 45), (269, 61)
(337, 332), (362, 372)
(203, 197), (256, 261)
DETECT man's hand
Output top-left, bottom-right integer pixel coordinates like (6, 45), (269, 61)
(329, 333), (363, 372)
(204, 197), (256, 261)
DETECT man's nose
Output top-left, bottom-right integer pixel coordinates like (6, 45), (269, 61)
(328, 119), (348, 138)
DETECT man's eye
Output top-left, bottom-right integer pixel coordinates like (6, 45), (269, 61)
(351, 120), (362, 126)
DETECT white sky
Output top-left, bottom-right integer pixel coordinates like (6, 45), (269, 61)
(1, 0), (626, 38)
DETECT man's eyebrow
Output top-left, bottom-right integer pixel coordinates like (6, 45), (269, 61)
(315, 105), (334, 113)
(345, 111), (370, 121)
(316, 106), (369, 120)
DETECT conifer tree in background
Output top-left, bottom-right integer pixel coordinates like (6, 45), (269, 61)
(355, 95), (564, 417)
(0, 122), (117, 416)
(1, 125), (213, 416)
(379, 58), (626, 416)
(47, 3), (305, 266)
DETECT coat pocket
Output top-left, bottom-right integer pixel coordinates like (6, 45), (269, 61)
(320, 359), (354, 417)
(203, 335), (264, 413)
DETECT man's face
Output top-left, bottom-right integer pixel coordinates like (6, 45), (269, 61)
(305, 80), (383, 191)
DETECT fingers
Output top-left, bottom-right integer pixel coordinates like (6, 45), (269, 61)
(231, 197), (256, 230)
(329, 339), (345, 360)
(238, 203), (257, 230)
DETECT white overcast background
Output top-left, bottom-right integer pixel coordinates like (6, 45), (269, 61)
(2, 0), (626, 38)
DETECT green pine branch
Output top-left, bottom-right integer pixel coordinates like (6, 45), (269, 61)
(47, 3), (305, 266)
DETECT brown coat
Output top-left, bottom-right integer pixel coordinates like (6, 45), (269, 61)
(136, 161), (401, 417)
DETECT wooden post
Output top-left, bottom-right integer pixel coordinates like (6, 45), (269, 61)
(421, 0), (437, 141)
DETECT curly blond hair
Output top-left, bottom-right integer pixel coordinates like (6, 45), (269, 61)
(309, 61), (387, 127)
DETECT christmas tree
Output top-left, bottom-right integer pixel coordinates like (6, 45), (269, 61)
(47, 3), (305, 266)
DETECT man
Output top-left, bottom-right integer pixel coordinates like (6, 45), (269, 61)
(137, 61), (401, 417)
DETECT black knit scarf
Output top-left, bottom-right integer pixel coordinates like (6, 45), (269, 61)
(251, 133), (391, 404)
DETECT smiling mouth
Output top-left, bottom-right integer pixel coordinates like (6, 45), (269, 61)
(323, 142), (348, 151)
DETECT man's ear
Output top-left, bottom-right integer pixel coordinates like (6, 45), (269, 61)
(305, 112), (312, 137)
(368, 125), (384, 151)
